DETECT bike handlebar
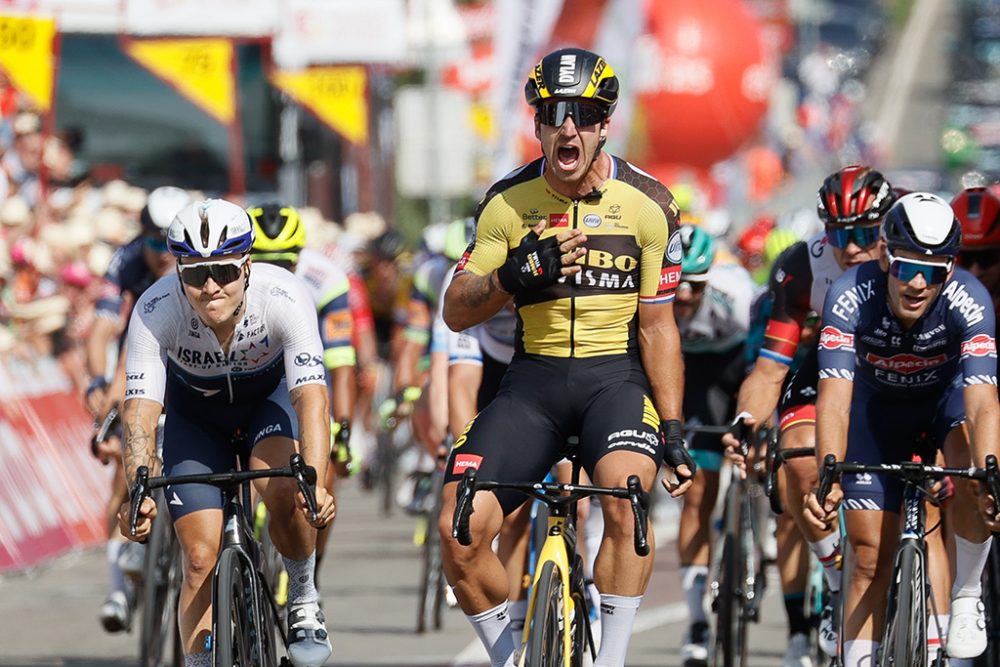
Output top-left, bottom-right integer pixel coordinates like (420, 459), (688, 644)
(91, 406), (120, 456)
(765, 446), (816, 515)
(128, 453), (320, 536)
(450, 468), (651, 556)
(815, 453), (1000, 513)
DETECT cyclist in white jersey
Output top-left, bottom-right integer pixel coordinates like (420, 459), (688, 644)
(117, 199), (335, 667)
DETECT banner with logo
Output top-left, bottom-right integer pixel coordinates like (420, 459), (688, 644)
(123, 37), (236, 126)
(0, 14), (58, 112)
(0, 357), (110, 573)
(270, 66), (368, 145)
(124, 0), (277, 37)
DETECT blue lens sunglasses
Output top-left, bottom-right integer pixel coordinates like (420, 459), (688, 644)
(825, 225), (881, 249)
(886, 249), (952, 285)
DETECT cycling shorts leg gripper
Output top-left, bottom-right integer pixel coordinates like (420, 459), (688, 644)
(578, 379), (665, 474)
(690, 449), (723, 473)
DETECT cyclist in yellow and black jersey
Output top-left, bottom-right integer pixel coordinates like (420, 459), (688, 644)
(439, 47), (695, 667)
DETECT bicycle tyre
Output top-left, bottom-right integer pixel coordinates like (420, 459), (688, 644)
(140, 495), (183, 667)
(525, 561), (564, 667)
(213, 549), (256, 667)
(416, 514), (445, 633)
(879, 541), (926, 667)
(713, 530), (748, 667)
(376, 429), (396, 516)
(569, 585), (590, 667)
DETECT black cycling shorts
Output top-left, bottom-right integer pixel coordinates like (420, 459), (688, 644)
(477, 352), (509, 411)
(683, 344), (746, 461)
(444, 353), (665, 515)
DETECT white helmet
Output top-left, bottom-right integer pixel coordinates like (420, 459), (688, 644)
(167, 199), (255, 259)
(141, 186), (192, 235)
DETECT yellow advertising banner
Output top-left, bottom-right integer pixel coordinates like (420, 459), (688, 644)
(0, 15), (57, 112)
(124, 38), (235, 125)
(270, 66), (368, 145)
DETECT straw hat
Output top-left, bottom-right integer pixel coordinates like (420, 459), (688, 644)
(0, 195), (31, 228)
(344, 211), (386, 241)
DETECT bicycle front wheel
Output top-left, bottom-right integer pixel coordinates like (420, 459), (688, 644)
(525, 561), (565, 667)
(713, 531), (749, 667)
(213, 549), (256, 667)
(140, 497), (182, 667)
(880, 541), (926, 667)
(416, 513), (445, 633)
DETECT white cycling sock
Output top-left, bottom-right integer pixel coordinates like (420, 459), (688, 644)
(107, 537), (127, 594)
(184, 651), (212, 667)
(467, 601), (515, 667)
(809, 532), (842, 593)
(842, 639), (879, 666)
(680, 565), (709, 625)
(282, 551), (319, 605)
(952, 535), (992, 598)
(593, 593), (641, 667)
(928, 614), (948, 666)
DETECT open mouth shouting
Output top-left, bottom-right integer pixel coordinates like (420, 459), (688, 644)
(556, 144), (581, 173)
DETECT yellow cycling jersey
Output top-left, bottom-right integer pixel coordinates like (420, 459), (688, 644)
(458, 155), (682, 358)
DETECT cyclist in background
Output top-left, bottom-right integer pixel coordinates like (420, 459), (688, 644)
(804, 193), (1000, 664)
(953, 186), (1000, 325)
(248, 203), (357, 580)
(672, 224), (753, 667)
(723, 165), (896, 658)
(117, 199), (336, 667)
(86, 185), (191, 632)
(440, 47), (694, 667)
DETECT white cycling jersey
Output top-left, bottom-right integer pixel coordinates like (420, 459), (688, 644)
(679, 263), (754, 355)
(432, 266), (516, 366)
(125, 263), (326, 405)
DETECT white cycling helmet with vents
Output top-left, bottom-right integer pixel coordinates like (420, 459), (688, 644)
(167, 199), (255, 259)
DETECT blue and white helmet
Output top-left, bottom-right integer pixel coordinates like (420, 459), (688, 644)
(167, 199), (255, 259)
(141, 186), (192, 236)
(881, 192), (961, 258)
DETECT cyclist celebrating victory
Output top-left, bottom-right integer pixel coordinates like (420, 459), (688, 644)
(440, 47), (694, 667)
(116, 199), (336, 667)
(805, 193), (1000, 664)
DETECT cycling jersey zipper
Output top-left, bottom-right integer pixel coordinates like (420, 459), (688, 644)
(570, 200), (579, 356)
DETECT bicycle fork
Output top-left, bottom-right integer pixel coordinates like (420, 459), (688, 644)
(521, 515), (578, 667)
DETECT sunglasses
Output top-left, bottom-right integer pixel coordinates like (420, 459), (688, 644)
(825, 225), (881, 249)
(959, 249), (1000, 270)
(178, 256), (247, 287)
(536, 100), (606, 127)
(143, 235), (169, 253)
(887, 249), (952, 285)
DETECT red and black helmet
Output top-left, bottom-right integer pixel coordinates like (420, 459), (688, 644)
(952, 186), (1000, 249)
(816, 165), (895, 226)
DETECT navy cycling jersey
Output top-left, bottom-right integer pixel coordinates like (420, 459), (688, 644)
(818, 261), (997, 395)
(95, 238), (158, 319)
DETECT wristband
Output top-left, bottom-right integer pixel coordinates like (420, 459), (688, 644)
(86, 376), (108, 397)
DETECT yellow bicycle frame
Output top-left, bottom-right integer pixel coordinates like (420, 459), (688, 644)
(519, 514), (575, 667)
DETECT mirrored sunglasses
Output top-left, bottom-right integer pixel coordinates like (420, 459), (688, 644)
(825, 225), (881, 249)
(143, 235), (169, 253)
(537, 100), (606, 127)
(178, 256), (247, 287)
(887, 250), (952, 285)
(959, 249), (1000, 270)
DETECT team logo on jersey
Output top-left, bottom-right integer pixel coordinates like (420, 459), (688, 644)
(962, 334), (997, 357)
(864, 353), (947, 374)
(819, 326), (854, 351)
(665, 230), (683, 264)
(549, 213), (570, 228)
(583, 214), (602, 228)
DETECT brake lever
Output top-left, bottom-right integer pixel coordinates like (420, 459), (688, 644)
(452, 467), (478, 546)
(290, 453), (319, 523)
(129, 465), (150, 539)
(91, 406), (120, 456)
(627, 475), (650, 557)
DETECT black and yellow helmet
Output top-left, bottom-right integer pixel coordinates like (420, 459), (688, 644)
(248, 203), (305, 264)
(524, 47), (619, 117)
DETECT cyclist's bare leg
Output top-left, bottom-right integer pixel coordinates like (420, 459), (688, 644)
(776, 505), (812, 633)
(497, 502), (531, 631)
(250, 436), (318, 561)
(842, 508), (899, 661)
(678, 468), (719, 565)
(439, 482), (513, 667)
(174, 509), (224, 656)
(592, 451), (658, 667)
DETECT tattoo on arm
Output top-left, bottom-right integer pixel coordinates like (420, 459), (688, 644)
(459, 273), (503, 309)
(123, 420), (157, 487)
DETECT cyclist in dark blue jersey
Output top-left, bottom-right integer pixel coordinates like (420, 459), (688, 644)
(805, 193), (1000, 664)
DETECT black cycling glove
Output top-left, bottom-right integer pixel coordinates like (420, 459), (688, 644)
(661, 419), (696, 481)
(496, 230), (564, 294)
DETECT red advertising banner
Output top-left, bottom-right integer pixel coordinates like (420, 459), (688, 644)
(0, 356), (110, 573)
